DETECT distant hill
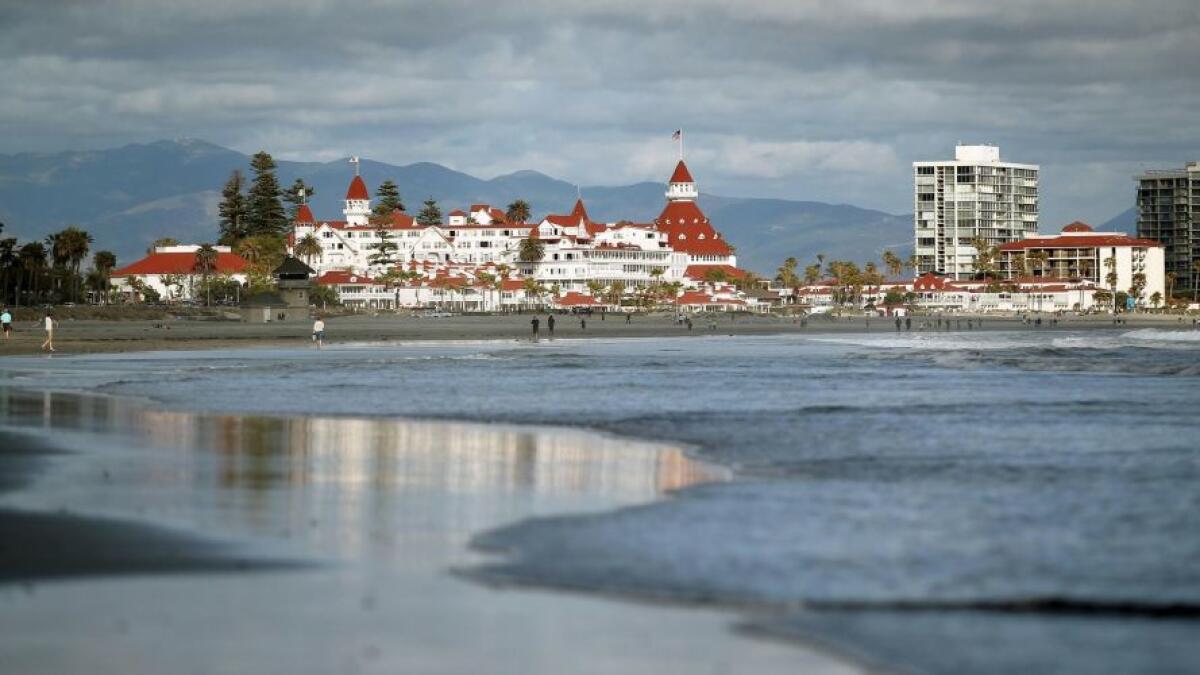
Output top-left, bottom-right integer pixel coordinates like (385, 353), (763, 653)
(0, 139), (914, 274)
(1098, 207), (1137, 235)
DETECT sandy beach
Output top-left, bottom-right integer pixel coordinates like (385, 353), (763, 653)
(0, 310), (1193, 356)
(0, 383), (861, 675)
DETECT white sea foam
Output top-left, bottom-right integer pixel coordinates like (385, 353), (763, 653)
(1121, 328), (1200, 343)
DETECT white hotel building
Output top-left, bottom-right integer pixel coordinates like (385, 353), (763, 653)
(290, 160), (740, 296)
(914, 145), (1039, 279)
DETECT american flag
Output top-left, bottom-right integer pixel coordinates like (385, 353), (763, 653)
(672, 130), (681, 140)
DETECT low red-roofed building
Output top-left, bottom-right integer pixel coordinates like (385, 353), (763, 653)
(111, 245), (249, 302)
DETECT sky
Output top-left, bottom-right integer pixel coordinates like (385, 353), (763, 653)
(2, 0), (1199, 225)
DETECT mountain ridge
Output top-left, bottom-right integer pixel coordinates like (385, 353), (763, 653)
(0, 139), (1116, 274)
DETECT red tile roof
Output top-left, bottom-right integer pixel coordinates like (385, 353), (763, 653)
(1061, 221), (1093, 233)
(998, 234), (1161, 250)
(669, 160), (694, 183)
(112, 251), (248, 277)
(294, 204), (315, 223)
(655, 201), (733, 256)
(346, 175), (369, 200)
(684, 264), (748, 280)
(555, 292), (601, 306)
(317, 270), (378, 285)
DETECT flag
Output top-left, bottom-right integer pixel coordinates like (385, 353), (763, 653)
(672, 130), (681, 140)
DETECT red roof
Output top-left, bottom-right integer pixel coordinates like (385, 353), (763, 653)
(555, 292), (601, 306)
(346, 175), (369, 200)
(500, 279), (526, 291)
(448, 209), (467, 217)
(669, 160), (694, 183)
(1062, 221), (1093, 233)
(112, 251), (248, 277)
(998, 234), (1161, 250)
(294, 204), (315, 223)
(655, 200), (733, 256)
(317, 270), (377, 286)
(684, 265), (747, 280)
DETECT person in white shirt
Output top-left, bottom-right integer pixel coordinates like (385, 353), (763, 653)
(1, 308), (12, 340)
(312, 317), (326, 349)
(41, 313), (55, 352)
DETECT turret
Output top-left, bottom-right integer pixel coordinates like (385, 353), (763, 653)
(344, 174), (371, 226)
(665, 160), (698, 201)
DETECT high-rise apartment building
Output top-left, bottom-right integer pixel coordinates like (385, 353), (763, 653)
(1135, 162), (1199, 296)
(913, 145), (1039, 278)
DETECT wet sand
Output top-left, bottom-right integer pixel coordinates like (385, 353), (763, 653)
(0, 387), (862, 675)
(0, 311), (1189, 356)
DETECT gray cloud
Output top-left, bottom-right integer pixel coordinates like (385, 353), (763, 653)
(2, 0), (1198, 225)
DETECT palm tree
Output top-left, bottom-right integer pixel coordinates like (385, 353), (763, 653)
(235, 237), (265, 266)
(522, 277), (545, 310)
(1150, 291), (1163, 310)
(505, 199), (531, 225)
(882, 250), (903, 279)
(0, 237), (16, 305)
(92, 250), (117, 303)
(294, 233), (322, 267)
(1165, 272), (1176, 304)
(194, 244), (219, 306)
(518, 236), (545, 263)
(18, 242), (47, 305)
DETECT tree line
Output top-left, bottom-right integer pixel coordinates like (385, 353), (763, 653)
(0, 221), (117, 306)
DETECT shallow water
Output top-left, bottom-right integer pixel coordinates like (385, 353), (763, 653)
(2, 327), (1199, 673)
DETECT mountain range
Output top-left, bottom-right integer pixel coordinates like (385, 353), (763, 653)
(0, 139), (1134, 274)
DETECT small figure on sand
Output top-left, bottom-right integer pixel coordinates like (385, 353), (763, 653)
(547, 314), (555, 338)
(1, 308), (12, 340)
(905, 317), (911, 331)
(41, 312), (55, 352)
(895, 316), (901, 332)
(312, 316), (326, 349)
(580, 318), (586, 331)
(626, 313), (631, 324)
(531, 317), (540, 342)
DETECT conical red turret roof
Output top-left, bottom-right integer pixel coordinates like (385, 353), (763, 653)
(669, 160), (694, 183)
(346, 175), (369, 200)
(294, 204), (315, 223)
(570, 198), (589, 221)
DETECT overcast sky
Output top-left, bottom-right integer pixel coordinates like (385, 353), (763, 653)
(2, 0), (1198, 224)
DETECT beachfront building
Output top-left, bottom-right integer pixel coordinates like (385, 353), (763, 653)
(1135, 162), (1200, 297)
(291, 159), (742, 303)
(914, 145), (1039, 279)
(995, 222), (1165, 308)
(110, 245), (249, 302)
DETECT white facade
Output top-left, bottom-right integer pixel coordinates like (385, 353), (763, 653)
(292, 161), (738, 296)
(914, 145), (1040, 279)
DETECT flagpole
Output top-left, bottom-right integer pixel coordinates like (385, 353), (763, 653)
(679, 130), (684, 161)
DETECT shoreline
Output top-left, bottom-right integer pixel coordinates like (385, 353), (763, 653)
(0, 374), (861, 674)
(0, 311), (1194, 357)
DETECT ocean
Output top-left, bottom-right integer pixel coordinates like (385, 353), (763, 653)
(1, 328), (1198, 673)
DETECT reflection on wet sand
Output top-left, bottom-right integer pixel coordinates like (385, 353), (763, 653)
(0, 387), (724, 561)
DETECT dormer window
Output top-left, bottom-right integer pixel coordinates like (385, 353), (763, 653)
(678, 234), (687, 240)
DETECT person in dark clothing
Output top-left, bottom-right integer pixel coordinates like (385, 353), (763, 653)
(547, 314), (556, 337)
(895, 316), (902, 331)
(580, 318), (586, 331)
(626, 313), (631, 324)
(905, 317), (912, 330)
(686, 318), (693, 331)
(531, 317), (540, 342)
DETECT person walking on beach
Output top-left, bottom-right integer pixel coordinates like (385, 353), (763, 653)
(531, 317), (540, 342)
(626, 313), (631, 324)
(547, 314), (555, 338)
(580, 317), (586, 331)
(905, 317), (911, 331)
(895, 316), (901, 332)
(41, 312), (55, 352)
(1, 308), (12, 340)
(312, 316), (326, 349)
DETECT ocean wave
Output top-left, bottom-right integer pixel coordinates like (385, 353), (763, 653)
(1121, 328), (1200, 343)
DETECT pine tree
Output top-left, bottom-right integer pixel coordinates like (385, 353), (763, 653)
(282, 178), (314, 220)
(246, 151), (287, 237)
(218, 170), (249, 245)
(373, 179), (404, 216)
(416, 198), (442, 227)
